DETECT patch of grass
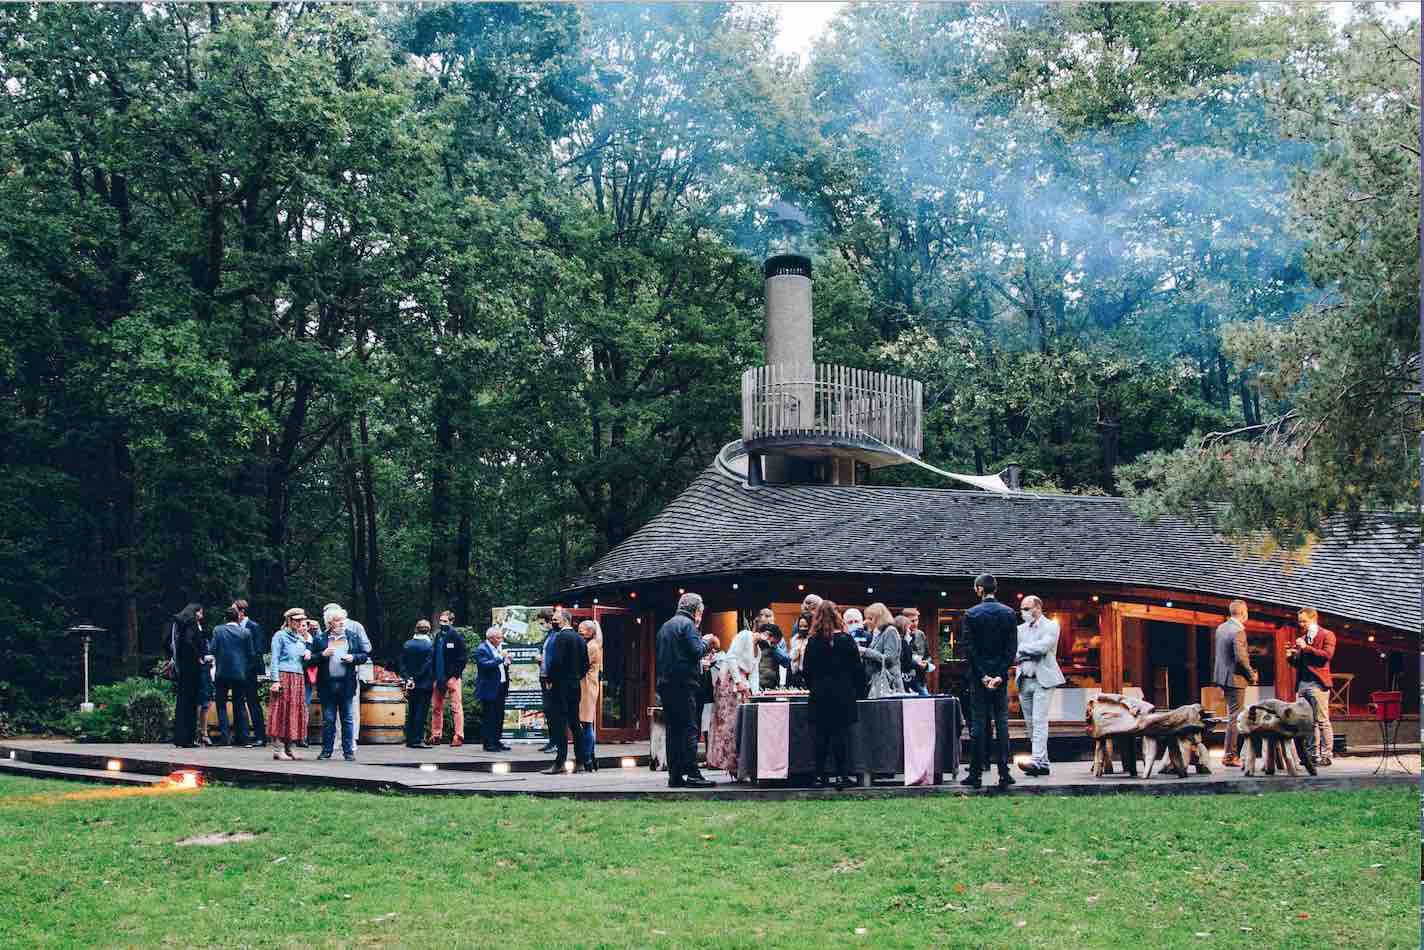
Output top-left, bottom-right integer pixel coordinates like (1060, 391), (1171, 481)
(0, 775), (1413, 948)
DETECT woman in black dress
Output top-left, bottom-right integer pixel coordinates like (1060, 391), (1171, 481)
(170, 603), (206, 747)
(801, 599), (864, 789)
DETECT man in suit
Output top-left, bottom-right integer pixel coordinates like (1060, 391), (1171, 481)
(210, 605), (254, 746)
(904, 608), (931, 696)
(961, 573), (1017, 789)
(1287, 606), (1336, 766)
(541, 608), (589, 775)
(475, 625), (513, 752)
(1213, 599), (1257, 767)
(1015, 595), (1064, 777)
(656, 592), (717, 788)
(234, 599), (266, 744)
(431, 610), (469, 747)
(312, 612), (371, 761)
(536, 607), (559, 754)
(401, 619), (436, 749)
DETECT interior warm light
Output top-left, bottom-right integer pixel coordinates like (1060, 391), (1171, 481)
(939, 591), (946, 597)
(491, 762), (511, 775)
(593, 598), (599, 605)
(797, 584), (805, 591)
(1016, 592), (1023, 599)
(166, 769), (203, 789)
(621, 757), (637, 769)
(563, 761), (574, 773)
(866, 587), (874, 594)
(419, 763), (438, 773)
(1092, 595), (1100, 602)
(1368, 635), (1375, 642)
(630, 591), (637, 599)
(678, 588), (685, 595)
(106, 759), (122, 772)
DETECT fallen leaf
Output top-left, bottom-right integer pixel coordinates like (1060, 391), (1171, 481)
(853, 928), (867, 935)
(1297, 913), (1311, 920)
(701, 834), (715, 841)
(1086, 895), (1100, 904)
(953, 883), (967, 894)
(1193, 933), (1211, 938)
(1015, 920), (1027, 929)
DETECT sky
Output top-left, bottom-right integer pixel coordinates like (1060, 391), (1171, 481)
(769, 1), (1420, 61)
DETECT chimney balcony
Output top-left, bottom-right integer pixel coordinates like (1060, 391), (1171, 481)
(740, 362), (923, 466)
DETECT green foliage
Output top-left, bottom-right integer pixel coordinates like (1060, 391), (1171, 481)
(1121, 10), (1421, 545)
(60, 676), (175, 743)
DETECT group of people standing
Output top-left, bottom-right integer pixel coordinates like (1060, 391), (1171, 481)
(661, 592), (937, 790)
(527, 607), (604, 774)
(169, 600), (267, 750)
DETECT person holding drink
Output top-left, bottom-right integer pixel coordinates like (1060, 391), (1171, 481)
(267, 608), (314, 761)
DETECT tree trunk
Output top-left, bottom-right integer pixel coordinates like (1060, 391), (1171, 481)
(112, 429), (141, 664)
(357, 411), (382, 646)
(426, 397), (454, 619)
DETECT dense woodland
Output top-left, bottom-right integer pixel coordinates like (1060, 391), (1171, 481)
(0, 3), (1417, 725)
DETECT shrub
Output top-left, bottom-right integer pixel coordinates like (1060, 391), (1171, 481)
(63, 676), (175, 743)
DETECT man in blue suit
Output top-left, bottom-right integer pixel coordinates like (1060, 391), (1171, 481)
(475, 625), (513, 751)
(961, 573), (1018, 790)
(210, 605), (254, 746)
(401, 619), (436, 749)
(234, 599), (266, 745)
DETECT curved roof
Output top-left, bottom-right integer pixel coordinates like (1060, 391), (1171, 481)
(561, 444), (1421, 633)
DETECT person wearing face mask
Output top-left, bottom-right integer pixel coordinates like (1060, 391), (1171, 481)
(1014, 595), (1064, 777)
(1286, 607), (1336, 767)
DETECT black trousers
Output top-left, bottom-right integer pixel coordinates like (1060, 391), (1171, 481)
(406, 687), (433, 746)
(969, 679), (1010, 776)
(659, 684), (700, 780)
(213, 678), (252, 743)
(173, 672), (200, 746)
(243, 674), (266, 741)
(814, 723), (851, 780)
(545, 681), (581, 765)
(481, 692), (507, 749)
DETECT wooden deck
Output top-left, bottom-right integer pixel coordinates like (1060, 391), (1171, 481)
(1, 739), (1414, 800)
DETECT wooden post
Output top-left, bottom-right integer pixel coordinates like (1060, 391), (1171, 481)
(1186, 624), (1199, 706)
(1273, 625), (1294, 700)
(1100, 603), (1123, 693)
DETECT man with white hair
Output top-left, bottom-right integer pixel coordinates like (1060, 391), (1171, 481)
(475, 625), (512, 751)
(656, 592), (718, 788)
(1014, 595), (1063, 777)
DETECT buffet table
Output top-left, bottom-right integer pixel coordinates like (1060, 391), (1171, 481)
(733, 695), (961, 786)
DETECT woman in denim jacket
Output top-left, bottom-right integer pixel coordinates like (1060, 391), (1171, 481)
(266, 608), (314, 760)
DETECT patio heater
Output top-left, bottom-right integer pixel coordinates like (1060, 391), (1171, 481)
(68, 624), (106, 713)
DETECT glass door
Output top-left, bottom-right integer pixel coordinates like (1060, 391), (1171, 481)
(597, 608), (648, 742)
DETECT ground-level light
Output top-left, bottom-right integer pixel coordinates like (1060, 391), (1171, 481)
(166, 769), (204, 789)
(491, 762), (511, 775)
(106, 759), (123, 772)
(563, 761), (574, 773)
(621, 757), (638, 769)
(419, 763), (438, 773)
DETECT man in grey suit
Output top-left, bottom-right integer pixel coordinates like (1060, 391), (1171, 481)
(1213, 599), (1257, 767)
(1014, 595), (1064, 776)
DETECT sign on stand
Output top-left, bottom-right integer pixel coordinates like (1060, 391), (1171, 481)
(492, 606), (551, 742)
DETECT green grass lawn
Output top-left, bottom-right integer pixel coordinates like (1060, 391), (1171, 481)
(0, 775), (1414, 949)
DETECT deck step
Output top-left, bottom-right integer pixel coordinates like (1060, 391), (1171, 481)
(0, 757), (162, 786)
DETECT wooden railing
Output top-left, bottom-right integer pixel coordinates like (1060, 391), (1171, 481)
(741, 362), (923, 457)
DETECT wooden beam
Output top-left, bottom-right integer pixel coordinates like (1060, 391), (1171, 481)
(1100, 603), (1123, 692)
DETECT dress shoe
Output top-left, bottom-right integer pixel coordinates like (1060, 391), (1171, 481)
(997, 773), (1016, 788)
(417, 742), (434, 749)
(482, 744), (500, 752)
(1017, 761), (1040, 777)
(838, 776), (858, 790)
(343, 754), (356, 762)
(317, 753), (332, 760)
(667, 777), (687, 788)
(245, 740), (265, 748)
(682, 776), (715, 788)
(960, 774), (982, 788)
(540, 764), (567, 775)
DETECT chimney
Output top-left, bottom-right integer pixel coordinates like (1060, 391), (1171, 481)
(763, 254), (812, 370)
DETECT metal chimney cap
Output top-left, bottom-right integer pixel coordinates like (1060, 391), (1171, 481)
(763, 254), (812, 279)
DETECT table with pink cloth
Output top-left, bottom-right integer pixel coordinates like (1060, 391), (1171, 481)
(732, 695), (961, 786)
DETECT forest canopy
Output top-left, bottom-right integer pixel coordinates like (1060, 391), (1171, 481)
(0, 2), (1416, 722)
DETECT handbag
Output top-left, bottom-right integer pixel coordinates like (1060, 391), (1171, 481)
(158, 622), (178, 681)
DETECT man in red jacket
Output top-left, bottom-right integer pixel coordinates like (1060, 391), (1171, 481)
(1287, 607), (1336, 767)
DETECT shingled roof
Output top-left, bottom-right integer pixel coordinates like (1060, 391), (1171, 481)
(561, 444), (1421, 633)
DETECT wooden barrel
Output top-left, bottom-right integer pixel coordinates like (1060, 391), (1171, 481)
(359, 683), (406, 745)
(308, 701), (324, 743)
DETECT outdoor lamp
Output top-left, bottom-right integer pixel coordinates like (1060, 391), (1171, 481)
(68, 624), (107, 714)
